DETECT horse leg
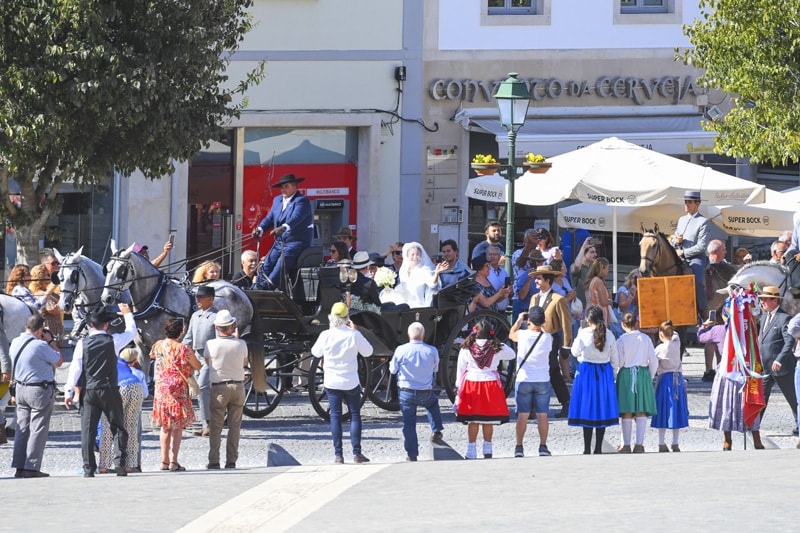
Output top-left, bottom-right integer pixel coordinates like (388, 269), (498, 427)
(677, 326), (688, 361)
(785, 254), (800, 297)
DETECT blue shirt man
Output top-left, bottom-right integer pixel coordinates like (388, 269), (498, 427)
(389, 322), (444, 461)
(436, 239), (472, 288)
(470, 221), (504, 263)
(252, 173), (314, 290)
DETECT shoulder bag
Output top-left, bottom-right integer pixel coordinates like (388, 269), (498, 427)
(9, 337), (36, 399)
(512, 331), (544, 383)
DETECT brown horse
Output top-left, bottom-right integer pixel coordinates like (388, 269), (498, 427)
(638, 224), (692, 278)
(639, 224), (693, 354)
(705, 261), (740, 316)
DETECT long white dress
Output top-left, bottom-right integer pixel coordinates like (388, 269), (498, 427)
(380, 242), (440, 308)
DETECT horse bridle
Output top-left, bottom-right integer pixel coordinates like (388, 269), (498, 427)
(103, 252), (135, 301)
(640, 232), (685, 276)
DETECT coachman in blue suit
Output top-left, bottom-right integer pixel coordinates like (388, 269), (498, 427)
(252, 174), (313, 290)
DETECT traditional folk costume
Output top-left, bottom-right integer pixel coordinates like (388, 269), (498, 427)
(708, 288), (766, 433)
(614, 330), (658, 416)
(568, 326), (619, 428)
(455, 339), (515, 424)
(652, 333), (689, 430)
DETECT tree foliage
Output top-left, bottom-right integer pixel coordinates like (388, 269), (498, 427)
(0, 0), (263, 263)
(681, 0), (800, 164)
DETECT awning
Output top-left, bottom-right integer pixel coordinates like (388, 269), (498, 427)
(457, 106), (717, 157)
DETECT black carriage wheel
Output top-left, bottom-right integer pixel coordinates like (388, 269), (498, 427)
(308, 355), (370, 421)
(438, 310), (515, 403)
(365, 356), (400, 411)
(243, 354), (284, 418)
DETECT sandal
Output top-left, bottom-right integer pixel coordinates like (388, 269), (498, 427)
(160, 462), (170, 471)
(169, 462), (186, 472)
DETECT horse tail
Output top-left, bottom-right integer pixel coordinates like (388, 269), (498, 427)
(247, 301), (267, 393)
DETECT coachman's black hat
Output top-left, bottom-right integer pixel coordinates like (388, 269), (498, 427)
(271, 174), (305, 188)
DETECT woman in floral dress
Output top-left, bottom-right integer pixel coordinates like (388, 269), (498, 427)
(150, 318), (201, 472)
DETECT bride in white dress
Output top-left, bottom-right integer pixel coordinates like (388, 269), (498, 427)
(380, 242), (442, 308)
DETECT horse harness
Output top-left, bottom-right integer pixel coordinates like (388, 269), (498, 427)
(105, 251), (188, 321)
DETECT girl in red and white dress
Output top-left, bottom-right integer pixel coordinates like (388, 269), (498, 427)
(455, 320), (515, 459)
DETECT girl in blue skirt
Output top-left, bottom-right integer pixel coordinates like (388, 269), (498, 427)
(651, 321), (689, 451)
(569, 306), (619, 454)
(613, 312), (658, 453)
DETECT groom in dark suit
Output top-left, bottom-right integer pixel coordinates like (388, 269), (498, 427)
(757, 286), (798, 433)
(252, 174), (314, 290)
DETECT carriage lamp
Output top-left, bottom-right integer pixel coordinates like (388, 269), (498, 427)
(338, 262), (357, 285)
(494, 72), (531, 277)
(338, 261), (358, 308)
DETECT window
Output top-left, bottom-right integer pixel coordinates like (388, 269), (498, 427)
(488, 0), (538, 15)
(621, 0), (667, 14)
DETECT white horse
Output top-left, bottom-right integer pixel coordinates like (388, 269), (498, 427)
(100, 241), (265, 391)
(724, 260), (800, 316)
(54, 247), (131, 340)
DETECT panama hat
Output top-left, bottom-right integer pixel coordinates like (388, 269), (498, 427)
(213, 310), (236, 327)
(757, 286), (783, 299)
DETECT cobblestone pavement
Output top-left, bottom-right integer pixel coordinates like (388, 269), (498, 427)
(1, 345), (797, 478)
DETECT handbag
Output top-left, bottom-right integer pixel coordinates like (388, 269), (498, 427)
(184, 374), (200, 398)
(569, 298), (583, 319)
(607, 305), (618, 324)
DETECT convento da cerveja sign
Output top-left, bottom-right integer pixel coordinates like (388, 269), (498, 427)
(429, 75), (703, 106)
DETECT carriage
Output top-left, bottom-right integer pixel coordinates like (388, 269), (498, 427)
(241, 258), (517, 420)
(55, 243), (516, 422)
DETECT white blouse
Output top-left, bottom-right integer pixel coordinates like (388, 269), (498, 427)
(455, 339), (516, 389)
(571, 325), (617, 364)
(655, 333), (683, 376)
(613, 330), (658, 377)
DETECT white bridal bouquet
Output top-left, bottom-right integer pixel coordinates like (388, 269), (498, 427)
(373, 267), (397, 289)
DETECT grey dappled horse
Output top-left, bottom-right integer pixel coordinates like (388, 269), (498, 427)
(724, 260), (800, 317)
(0, 295), (36, 364)
(100, 241), (265, 392)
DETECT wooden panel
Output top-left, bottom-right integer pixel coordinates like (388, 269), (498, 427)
(638, 275), (697, 328)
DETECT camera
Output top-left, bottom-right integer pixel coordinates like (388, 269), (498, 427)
(520, 312), (529, 322)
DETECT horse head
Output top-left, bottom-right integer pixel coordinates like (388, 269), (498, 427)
(639, 223), (688, 278)
(101, 241), (149, 305)
(638, 225), (660, 277)
(56, 246), (84, 313)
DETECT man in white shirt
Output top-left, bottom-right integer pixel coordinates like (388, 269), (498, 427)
(509, 306), (553, 458)
(205, 310), (248, 470)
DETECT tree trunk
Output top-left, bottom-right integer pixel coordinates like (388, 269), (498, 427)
(8, 176), (56, 267)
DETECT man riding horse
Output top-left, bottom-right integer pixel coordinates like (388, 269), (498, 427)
(670, 190), (709, 319)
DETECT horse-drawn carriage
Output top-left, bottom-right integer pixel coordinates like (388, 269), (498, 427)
(242, 263), (516, 420)
(50, 243), (516, 422)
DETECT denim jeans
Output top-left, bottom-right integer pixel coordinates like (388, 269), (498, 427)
(398, 389), (444, 457)
(795, 365), (800, 432)
(326, 386), (362, 456)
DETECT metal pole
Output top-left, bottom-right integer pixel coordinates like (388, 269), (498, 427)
(505, 129), (516, 278)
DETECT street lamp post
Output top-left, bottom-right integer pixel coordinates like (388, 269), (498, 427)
(494, 72), (531, 278)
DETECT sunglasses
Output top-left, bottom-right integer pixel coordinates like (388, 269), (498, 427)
(49, 261), (60, 267)
(393, 251), (403, 256)
(330, 249), (337, 253)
